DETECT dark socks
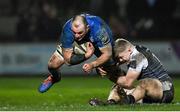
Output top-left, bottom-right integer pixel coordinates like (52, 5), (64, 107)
(106, 99), (117, 105)
(127, 95), (135, 104)
(48, 67), (61, 82)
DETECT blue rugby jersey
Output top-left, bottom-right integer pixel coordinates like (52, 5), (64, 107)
(60, 14), (114, 55)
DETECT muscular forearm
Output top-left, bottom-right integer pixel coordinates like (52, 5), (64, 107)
(117, 76), (134, 89)
(64, 53), (87, 65)
(90, 44), (112, 68)
(90, 53), (111, 68)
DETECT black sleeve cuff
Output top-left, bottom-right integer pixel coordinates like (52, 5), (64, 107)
(69, 54), (86, 65)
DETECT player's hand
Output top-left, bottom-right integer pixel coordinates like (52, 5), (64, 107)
(97, 67), (107, 77)
(85, 42), (94, 59)
(83, 63), (94, 73)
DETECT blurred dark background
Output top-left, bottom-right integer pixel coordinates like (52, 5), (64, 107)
(0, 1), (179, 110)
(0, 0), (179, 43)
(0, 0), (180, 75)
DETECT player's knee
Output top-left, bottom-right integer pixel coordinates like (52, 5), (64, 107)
(108, 85), (121, 102)
(138, 79), (149, 90)
(48, 63), (55, 70)
(48, 59), (64, 70)
(48, 53), (64, 68)
(48, 66), (56, 72)
(48, 62), (58, 69)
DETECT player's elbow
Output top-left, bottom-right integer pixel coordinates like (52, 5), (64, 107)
(120, 83), (133, 89)
(124, 83), (133, 89)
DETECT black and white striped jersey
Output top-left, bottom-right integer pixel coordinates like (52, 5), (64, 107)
(128, 45), (171, 82)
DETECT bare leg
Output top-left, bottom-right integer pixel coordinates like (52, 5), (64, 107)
(48, 51), (65, 81)
(38, 49), (65, 93)
(108, 85), (122, 102)
(131, 78), (163, 102)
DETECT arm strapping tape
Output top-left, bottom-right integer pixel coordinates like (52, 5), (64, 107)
(69, 54), (86, 65)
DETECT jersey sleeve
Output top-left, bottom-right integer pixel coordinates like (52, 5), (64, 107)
(95, 26), (111, 48)
(60, 24), (74, 49)
(128, 53), (148, 72)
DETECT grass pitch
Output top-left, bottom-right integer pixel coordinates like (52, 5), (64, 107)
(0, 76), (180, 111)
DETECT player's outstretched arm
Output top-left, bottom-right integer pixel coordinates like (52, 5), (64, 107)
(83, 43), (112, 73)
(91, 43), (112, 68)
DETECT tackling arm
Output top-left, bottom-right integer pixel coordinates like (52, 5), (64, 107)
(117, 70), (140, 89)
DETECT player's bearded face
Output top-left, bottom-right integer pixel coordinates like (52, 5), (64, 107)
(72, 23), (89, 41)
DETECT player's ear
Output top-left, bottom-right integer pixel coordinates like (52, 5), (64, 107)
(128, 48), (131, 52)
(128, 47), (131, 52)
(128, 47), (133, 54)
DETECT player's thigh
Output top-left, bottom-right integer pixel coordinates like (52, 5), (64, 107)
(140, 78), (163, 100)
(48, 46), (65, 68)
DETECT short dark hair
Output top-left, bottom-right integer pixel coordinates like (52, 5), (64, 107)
(114, 38), (132, 57)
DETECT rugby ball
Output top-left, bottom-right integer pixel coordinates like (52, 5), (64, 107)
(73, 42), (88, 54)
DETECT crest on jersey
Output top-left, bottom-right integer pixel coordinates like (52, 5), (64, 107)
(98, 27), (109, 45)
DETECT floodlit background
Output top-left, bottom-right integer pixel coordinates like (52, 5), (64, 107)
(0, 0), (180, 111)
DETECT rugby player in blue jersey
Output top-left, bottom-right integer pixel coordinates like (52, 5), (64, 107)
(90, 38), (174, 105)
(38, 14), (124, 93)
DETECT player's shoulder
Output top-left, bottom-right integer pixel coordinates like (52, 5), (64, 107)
(85, 14), (99, 19)
(131, 47), (146, 61)
(85, 14), (102, 25)
(62, 18), (72, 31)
